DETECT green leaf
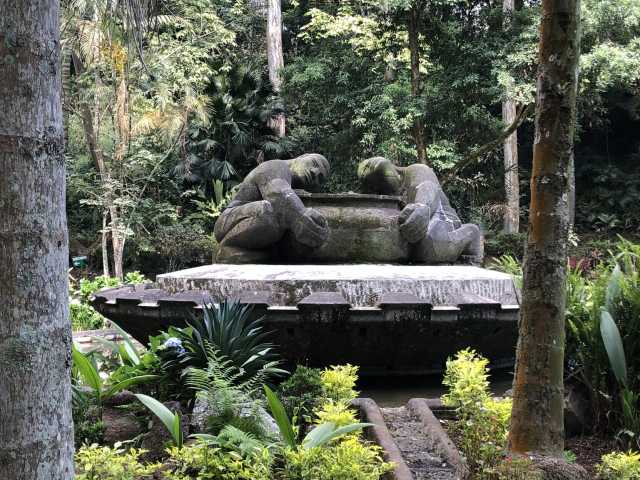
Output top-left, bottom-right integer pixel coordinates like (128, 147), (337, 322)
(600, 308), (628, 389)
(134, 393), (183, 448)
(111, 321), (141, 365)
(104, 375), (158, 403)
(263, 384), (296, 448)
(72, 345), (102, 396)
(303, 422), (373, 448)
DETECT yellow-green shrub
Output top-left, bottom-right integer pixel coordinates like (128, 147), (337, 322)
(442, 349), (524, 479)
(321, 364), (359, 402)
(75, 442), (160, 480)
(314, 399), (359, 429)
(442, 348), (490, 407)
(596, 451), (640, 479)
(165, 444), (273, 480)
(279, 436), (394, 480)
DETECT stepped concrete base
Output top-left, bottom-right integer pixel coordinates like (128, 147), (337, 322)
(157, 264), (516, 307)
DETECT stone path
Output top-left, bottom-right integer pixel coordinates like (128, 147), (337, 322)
(381, 406), (459, 480)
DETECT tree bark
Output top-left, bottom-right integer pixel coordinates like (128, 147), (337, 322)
(503, 98), (519, 232)
(568, 152), (576, 228)
(267, 0), (285, 137)
(507, 0), (581, 458)
(102, 215), (110, 277)
(61, 43), (72, 145)
(408, 4), (428, 166)
(0, 1), (75, 478)
(502, 0), (519, 233)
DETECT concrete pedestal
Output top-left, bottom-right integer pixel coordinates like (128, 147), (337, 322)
(157, 264), (516, 307)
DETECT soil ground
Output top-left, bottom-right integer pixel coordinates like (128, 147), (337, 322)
(103, 405), (144, 446)
(382, 406), (458, 480)
(443, 417), (620, 479)
(565, 431), (621, 479)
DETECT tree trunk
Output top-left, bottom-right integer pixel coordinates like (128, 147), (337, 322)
(507, 0), (581, 458)
(503, 0), (519, 233)
(267, 0), (285, 137)
(568, 152), (576, 228)
(113, 236), (125, 281)
(72, 49), (123, 281)
(0, 1), (75, 478)
(61, 43), (72, 145)
(102, 215), (110, 277)
(503, 98), (519, 232)
(408, 5), (428, 166)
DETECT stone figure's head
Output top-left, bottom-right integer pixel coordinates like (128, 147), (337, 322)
(357, 157), (402, 195)
(288, 154), (330, 190)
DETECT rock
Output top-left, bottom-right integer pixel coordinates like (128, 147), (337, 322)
(140, 401), (189, 463)
(190, 394), (281, 439)
(564, 386), (593, 434)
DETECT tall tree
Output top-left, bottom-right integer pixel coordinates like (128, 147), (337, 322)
(407, 2), (428, 166)
(502, 0), (519, 233)
(0, 0), (74, 478)
(507, 0), (582, 466)
(267, 0), (286, 137)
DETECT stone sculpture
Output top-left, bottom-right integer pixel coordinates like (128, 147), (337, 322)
(213, 154), (330, 263)
(213, 153), (481, 264)
(357, 157), (482, 263)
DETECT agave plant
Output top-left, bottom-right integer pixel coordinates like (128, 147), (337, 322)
(172, 297), (286, 382)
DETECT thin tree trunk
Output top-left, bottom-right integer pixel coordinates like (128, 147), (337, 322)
(503, 0), (519, 232)
(507, 0), (581, 459)
(408, 5), (427, 166)
(0, 0), (74, 478)
(61, 43), (72, 145)
(72, 46), (123, 281)
(568, 152), (576, 228)
(267, 0), (285, 137)
(102, 215), (110, 277)
(503, 98), (519, 232)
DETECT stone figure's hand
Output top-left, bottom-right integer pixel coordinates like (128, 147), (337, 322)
(398, 203), (430, 243)
(293, 209), (328, 247)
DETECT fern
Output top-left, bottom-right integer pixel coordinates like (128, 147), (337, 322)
(186, 344), (276, 441)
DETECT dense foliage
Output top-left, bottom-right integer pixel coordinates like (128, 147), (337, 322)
(62, 0), (640, 276)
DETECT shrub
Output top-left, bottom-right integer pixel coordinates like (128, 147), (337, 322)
(280, 365), (324, 398)
(164, 443), (274, 480)
(278, 437), (394, 480)
(484, 231), (526, 259)
(596, 451), (640, 480)
(321, 365), (359, 402)
(314, 399), (359, 429)
(442, 349), (521, 479)
(566, 240), (640, 440)
(75, 442), (160, 480)
(70, 301), (104, 331)
(280, 365), (325, 432)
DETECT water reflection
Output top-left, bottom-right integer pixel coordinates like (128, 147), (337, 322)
(357, 369), (514, 407)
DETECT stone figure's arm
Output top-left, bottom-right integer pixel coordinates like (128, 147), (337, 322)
(260, 179), (328, 247)
(397, 166), (443, 243)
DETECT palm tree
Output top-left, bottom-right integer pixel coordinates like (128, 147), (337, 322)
(172, 63), (294, 194)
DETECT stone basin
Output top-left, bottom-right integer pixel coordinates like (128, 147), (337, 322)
(279, 192), (410, 263)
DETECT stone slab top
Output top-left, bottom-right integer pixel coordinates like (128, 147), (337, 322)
(158, 264), (513, 282)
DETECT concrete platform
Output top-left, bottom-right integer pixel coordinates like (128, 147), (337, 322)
(157, 264), (516, 307)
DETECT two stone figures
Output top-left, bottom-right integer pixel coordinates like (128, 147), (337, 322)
(213, 154), (482, 264)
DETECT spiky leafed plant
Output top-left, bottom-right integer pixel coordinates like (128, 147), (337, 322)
(172, 297), (286, 383)
(171, 63), (294, 193)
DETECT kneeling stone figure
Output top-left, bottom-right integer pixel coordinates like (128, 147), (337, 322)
(357, 157), (482, 263)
